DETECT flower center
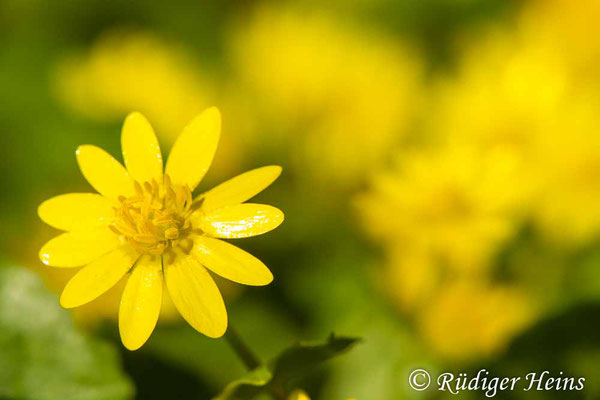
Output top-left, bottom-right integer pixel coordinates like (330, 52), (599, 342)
(110, 174), (195, 255)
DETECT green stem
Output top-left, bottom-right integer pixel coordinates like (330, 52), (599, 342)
(224, 325), (261, 370)
(224, 326), (288, 400)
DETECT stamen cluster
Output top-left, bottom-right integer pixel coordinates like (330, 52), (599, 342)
(110, 174), (194, 255)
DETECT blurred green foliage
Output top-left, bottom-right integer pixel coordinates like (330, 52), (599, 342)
(0, 265), (133, 400)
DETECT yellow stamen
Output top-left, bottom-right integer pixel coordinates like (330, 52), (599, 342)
(164, 227), (179, 240)
(110, 174), (195, 255)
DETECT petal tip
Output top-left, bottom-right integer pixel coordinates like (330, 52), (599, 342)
(37, 201), (48, 221)
(205, 319), (228, 338)
(59, 293), (75, 309)
(198, 106), (222, 131)
(244, 270), (274, 287)
(274, 208), (285, 224)
(267, 165), (283, 179)
(199, 107), (222, 131)
(123, 342), (143, 351)
(258, 270), (274, 286)
(120, 332), (146, 351)
(204, 106), (221, 118)
(125, 111), (145, 120)
(122, 111), (151, 131)
(75, 144), (93, 154)
(75, 145), (94, 165)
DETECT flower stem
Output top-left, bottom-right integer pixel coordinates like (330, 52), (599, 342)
(224, 325), (261, 370)
(224, 326), (288, 400)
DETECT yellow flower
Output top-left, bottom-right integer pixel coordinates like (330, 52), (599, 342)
(429, 31), (567, 160)
(53, 29), (246, 180)
(515, 1), (600, 243)
(418, 280), (534, 363)
(38, 107), (284, 350)
(429, 1), (600, 244)
(356, 145), (524, 274)
(228, 5), (422, 187)
(520, 0), (600, 82)
(530, 103), (600, 243)
(357, 145), (537, 362)
(376, 245), (440, 314)
(54, 30), (212, 141)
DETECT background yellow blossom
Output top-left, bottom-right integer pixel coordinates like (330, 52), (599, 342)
(418, 280), (535, 363)
(227, 5), (422, 188)
(54, 30), (212, 139)
(355, 0), (600, 370)
(54, 30), (242, 179)
(357, 145), (524, 274)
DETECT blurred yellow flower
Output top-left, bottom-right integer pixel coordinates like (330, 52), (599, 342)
(54, 30), (211, 140)
(38, 108), (284, 350)
(426, 2), (600, 244)
(376, 246), (440, 314)
(418, 280), (534, 363)
(515, 0), (600, 244)
(521, 0), (600, 84)
(430, 30), (567, 160)
(357, 144), (535, 361)
(357, 145), (523, 274)
(358, 0), (600, 363)
(229, 5), (422, 187)
(531, 100), (600, 244)
(53, 29), (242, 178)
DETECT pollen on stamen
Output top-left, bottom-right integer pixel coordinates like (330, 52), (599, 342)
(109, 174), (195, 255)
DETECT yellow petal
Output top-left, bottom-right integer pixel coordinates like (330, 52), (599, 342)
(76, 145), (135, 199)
(193, 204), (284, 239)
(60, 246), (138, 308)
(164, 253), (227, 337)
(165, 107), (221, 191)
(39, 228), (121, 267)
(121, 112), (163, 184)
(119, 254), (163, 350)
(38, 193), (115, 231)
(192, 236), (273, 286)
(198, 166), (282, 212)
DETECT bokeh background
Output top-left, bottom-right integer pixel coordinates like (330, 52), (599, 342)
(2, 0), (600, 399)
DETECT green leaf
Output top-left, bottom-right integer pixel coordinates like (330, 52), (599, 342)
(213, 334), (360, 400)
(213, 366), (272, 400)
(269, 334), (360, 391)
(0, 265), (134, 400)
